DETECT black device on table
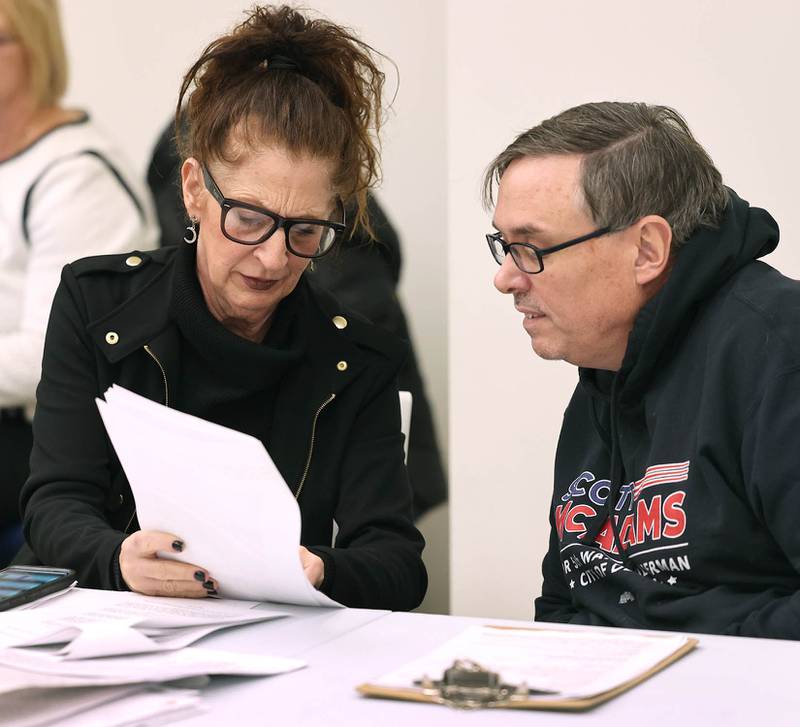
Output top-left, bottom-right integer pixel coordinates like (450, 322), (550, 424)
(0, 565), (76, 611)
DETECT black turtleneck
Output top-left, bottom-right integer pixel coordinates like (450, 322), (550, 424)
(169, 243), (304, 448)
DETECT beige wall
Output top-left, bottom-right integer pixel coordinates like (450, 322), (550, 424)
(447, 0), (800, 619)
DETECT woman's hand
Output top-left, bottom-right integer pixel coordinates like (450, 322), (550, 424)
(119, 530), (217, 598)
(299, 546), (324, 589)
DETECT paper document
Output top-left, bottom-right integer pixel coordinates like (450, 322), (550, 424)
(3, 683), (203, 727)
(0, 646), (305, 694)
(361, 625), (696, 707)
(53, 685), (204, 727)
(0, 588), (287, 659)
(96, 385), (341, 607)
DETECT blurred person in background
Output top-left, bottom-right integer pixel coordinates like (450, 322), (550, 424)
(0, 0), (157, 564)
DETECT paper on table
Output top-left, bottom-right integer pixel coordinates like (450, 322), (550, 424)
(1, 684), (145, 727)
(23, 587), (278, 626)
(0, 646), (305, 693)
(96, 385), (341, 607)
(56, 621), (230, 660)
(0, 588), (288, 659)
(1, 684), (204, 727)
(12, 582), (78, 611)
(54, 685), (205, 727)
(370, 625), (694, 700)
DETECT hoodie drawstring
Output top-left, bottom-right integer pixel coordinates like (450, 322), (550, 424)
(583, 375), (638, 573)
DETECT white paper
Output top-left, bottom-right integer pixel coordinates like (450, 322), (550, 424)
(372, 625), (692, 700)
(55, 686), (205, 727)
(0, 684), (145, 727)
(11, 582), (78, 611)
(0, 684), (204, 727)
(0, 646), (305, 694)
(56, 621), (232, 660)
(96, 385), (341, 607)
(0, 588), (288, 659)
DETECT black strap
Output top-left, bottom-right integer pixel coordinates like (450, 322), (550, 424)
(21, 149), (145, 245)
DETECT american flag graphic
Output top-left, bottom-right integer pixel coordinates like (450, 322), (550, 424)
(632, 461), (690, 500)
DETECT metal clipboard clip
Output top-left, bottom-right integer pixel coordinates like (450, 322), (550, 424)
(413, 659), (556, 710)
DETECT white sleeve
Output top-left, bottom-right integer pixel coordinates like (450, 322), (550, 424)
(0, 153), (156, 408)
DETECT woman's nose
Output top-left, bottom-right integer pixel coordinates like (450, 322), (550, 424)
(253, 228), (290, 269)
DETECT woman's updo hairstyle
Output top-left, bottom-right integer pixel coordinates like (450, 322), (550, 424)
(176, 4), (385, 233)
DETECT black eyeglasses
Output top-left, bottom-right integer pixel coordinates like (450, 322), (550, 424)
(201, 165), (346, 259)
(486, 226), (612, 274)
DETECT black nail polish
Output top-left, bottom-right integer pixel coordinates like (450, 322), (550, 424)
(207, 589), (218, 596)
(172, 540), (184, 552)
(203, 580), (214, 590)
(194, 571), (205, 582)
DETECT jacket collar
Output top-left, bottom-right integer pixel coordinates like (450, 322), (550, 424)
(85, 248), (383, 490)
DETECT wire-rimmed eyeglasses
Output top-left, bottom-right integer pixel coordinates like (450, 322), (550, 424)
(486, 226), (612, 274)
(202, 165), (346, 259)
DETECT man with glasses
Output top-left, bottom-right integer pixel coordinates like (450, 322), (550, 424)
(485, 101), (800, 639)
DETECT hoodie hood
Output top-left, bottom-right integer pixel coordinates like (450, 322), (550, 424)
(580, 188), (779, 404)
(578, 189), (779, 550)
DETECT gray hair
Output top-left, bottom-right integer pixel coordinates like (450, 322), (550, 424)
(483, 102), (729, 246)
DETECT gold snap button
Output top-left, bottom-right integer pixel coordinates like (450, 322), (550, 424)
(105, 331), (119, 345)
(336, 360), (348, 372)
(125, 255), (142, 267)
(332, 315), (348, 330)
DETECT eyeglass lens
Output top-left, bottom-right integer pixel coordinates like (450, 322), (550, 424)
(224, 207), (338, 255)
(488, 236), (542, 273)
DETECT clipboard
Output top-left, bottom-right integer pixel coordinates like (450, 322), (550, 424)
(357, 625), (698, 711)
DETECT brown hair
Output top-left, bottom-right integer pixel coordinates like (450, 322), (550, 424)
(484, 102), (728, 246)
(2, 0), (68, 108)
(176, 5), (385, 233)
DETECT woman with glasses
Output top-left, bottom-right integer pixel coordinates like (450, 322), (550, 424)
(0, 0), (156, 565)
(17, 5), (427, 610)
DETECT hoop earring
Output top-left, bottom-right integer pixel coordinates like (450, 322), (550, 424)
(184, 218), (198, 244)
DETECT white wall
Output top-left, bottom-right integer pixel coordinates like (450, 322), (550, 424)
(448, 0), (800, 619)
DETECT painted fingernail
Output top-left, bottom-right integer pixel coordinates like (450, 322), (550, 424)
(207, 589), (218, 596)
(194, 571), (205, 582)
(172, 540), (184, 552)
(203, 580), (214, 590)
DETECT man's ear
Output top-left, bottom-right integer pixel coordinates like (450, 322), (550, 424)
(633, 215), (672, 286)
(180, 158), (205, 220)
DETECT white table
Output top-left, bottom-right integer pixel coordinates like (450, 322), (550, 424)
(182, 609), (800, 726)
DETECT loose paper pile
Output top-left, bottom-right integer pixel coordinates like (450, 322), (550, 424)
(0, 587), (287, 659)
(5, 683), (206, 727)
(96, 385), (342, 607)
(0, 589), (305, 726)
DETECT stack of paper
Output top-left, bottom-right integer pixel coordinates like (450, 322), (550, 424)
(0, 588), (304, 724)
(96, 385), (341, 607)
(5, 683), (205, 727)
(0, 587), (288, 658)
(0, 645), (304, 692)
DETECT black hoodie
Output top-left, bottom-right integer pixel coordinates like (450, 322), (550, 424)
(534, 190), (800, 639)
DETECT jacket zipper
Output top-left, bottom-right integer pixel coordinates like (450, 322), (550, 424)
(122, 345), (171, 534)
(143, 345), (170, 407)
(295, 393), (336, 501)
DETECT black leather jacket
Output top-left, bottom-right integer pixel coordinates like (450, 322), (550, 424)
(19, 246), (427, 610)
